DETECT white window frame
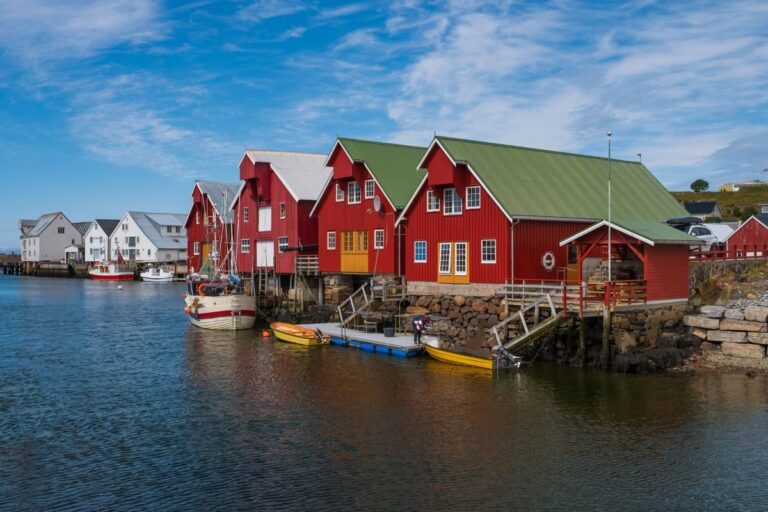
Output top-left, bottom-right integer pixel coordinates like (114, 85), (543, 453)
(241, 239), (250, 253)
(414, 241), (427, 263)
(335, 184), (344, 202)
(466, 186), (481, 209)
(365, 179), (375, 199)
(279, 202), (286, 219)
(243, 207), (249, 223)
(481, 239), (496, 264)
(278, 237), (289, 253)
(426, 190), (439, 212)
(455, 242), (468, 276)
(193, 241), (200, 255)
(443, 188), (462, 216)
(374, 229), (384, 250)
(347, 181), (361, 204)
(327, 231), (336, 250)
(438, 242), (452, 274)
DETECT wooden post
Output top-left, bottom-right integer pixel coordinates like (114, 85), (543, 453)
(602, 307), (611, 370)
(579, 316), (587, 366)
(566, 317), (573, 360)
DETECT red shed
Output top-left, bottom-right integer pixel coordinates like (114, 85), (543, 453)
(311, 138), (426, 275)
(230, 150), (330, 275)
(725, 215), (768, 257)
(185, 180), (241, 274)
(397, 136), (696, 302)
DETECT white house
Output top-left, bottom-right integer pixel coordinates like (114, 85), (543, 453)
(84, 219), (120, 263)
(110, 211), (188, 263)
(18, 212), (83, 263)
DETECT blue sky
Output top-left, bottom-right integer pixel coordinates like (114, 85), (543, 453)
(1, 0), (767, 250)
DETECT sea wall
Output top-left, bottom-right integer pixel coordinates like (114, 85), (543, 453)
(684, 305), (768, 369)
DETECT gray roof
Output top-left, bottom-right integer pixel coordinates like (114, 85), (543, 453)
(244, 150), (331, 201)
(683, 201), (719, 215)
(95, 219), (120, 236)
(73, 222), (91, 236)
(26, 212), (63, 237)
(128, 211), (187, 250)
(196, 180), (241, 223)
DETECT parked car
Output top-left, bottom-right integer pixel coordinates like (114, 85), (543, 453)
(667, 217), (734, 251)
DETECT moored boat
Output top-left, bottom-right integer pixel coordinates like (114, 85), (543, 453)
(270, 322), (330, 346)
(184, 276), (257, 330)
(423, 339), (521, 370)
(88, 262), (134, 281)
(141, 265), (174, 282)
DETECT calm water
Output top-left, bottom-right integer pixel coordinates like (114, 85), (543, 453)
(1, 276), (768, 510)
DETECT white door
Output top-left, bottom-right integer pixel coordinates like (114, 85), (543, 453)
(258, 207), (272, 232)
(256, 241), (275, 267)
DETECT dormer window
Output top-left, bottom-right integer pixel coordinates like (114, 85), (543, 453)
(348, 181), (361, 204)
(443, 188), (462, 215)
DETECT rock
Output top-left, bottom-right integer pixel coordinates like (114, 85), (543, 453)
(683, 315), (719, 330)
(719, 319), (765, 332)
(431, 303), (442, 314)
(700, 305), (726, 318)
(692, 328), (707, 339)
(707, 330), (747, 343)
(615, 330), (637, 354)
(701, 341), (721, 353)
(721, 342), (765, 359)
(447, 310), (458, 320)
(453, 295), (465, 307)
(744, 306), (768, 322)
(747, 332), (768, 345)
(472, 300), (487, 313)
(724, 309), (745, 320)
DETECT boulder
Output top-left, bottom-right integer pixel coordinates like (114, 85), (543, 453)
(453, 295), (466, 307)
(472, 300), (487, 313)
(691, 328), (707, 339)
(447, 310), (459, 320)
(683, 315), (719, 330)
(721, 342), (765, 359)
(744, 306), (768, 322)
(707, 330), (747, 343)
(719, 319), (765, 332)
(700, 305), (726, 318)
(431, 303), (442, 314)
(747, 333), (768, 345)
(724, 309), (745, 320)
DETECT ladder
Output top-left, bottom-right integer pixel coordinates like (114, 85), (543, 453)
(490, 293), (562, 352)
(338, 280), (372, 327)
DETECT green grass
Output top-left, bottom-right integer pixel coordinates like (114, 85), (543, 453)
(672, 187), (768, 220)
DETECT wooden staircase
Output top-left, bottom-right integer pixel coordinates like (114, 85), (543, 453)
(490, 293), (562, 354)
(338, 275), (406, 327)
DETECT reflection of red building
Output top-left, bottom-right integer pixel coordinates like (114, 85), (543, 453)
(231, 151), (330, 275)
(725, 215), (768, 257)
(311, 138), (426, 275)
(185, 180), (240, 273)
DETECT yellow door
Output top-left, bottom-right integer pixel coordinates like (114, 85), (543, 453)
(341, 230), (369, 273)
(202, 242), (210, 262)
(566, 244), (578, 281)
(437, 242), (470, 284)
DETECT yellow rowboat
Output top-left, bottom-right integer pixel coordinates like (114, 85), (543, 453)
(424, 343), (521, 371)
(270, 322), (330, 347)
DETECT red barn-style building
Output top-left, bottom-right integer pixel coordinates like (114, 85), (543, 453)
(725, 215), (768, 257)
(311, 138), (426, 276)
(185, 180), (241, 274)
(230, 150), (330, 275)
(396, 136), (697, 303)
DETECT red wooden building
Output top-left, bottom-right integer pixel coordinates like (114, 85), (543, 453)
(311, 138), (426, 276)
(230, 150), (330, 275)
(185, 180), (241, 274)
(396, 136), (697, 303)
(724, 215), (768, 257)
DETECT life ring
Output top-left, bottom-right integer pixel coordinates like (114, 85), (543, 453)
(197, 283), (206, 296)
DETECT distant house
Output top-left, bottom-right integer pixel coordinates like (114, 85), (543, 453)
(683, 201), (722, 220)
(719, 180), (768, 192)
(185, 180), (241, 273)
(759, 203), (768, 215)
(84, 219), (120, 263)
(18, 212), (83, 263)
(725, 215), (768, 257)
(110, 212), (188, 263)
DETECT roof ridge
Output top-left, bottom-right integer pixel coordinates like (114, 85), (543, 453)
(437, 135), (641, 165)
(338, 137), (426, 151)
(245, 149), (326, 157)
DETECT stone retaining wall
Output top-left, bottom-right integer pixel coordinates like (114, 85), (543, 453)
(684, 305), (768, 363)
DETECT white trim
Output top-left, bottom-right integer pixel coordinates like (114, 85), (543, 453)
(327, 231), (336, 250)
(227, 181), (247, 212)
(416, 138), (441, 170)
(454, 242), (468, 276)
(558, 220), (655, 247)
(426, 189), (440, 212)
(240, 239), (250, 253)
(414, 240), (427, 263)
(481, 239), (496, 263)
(438, 242), (452, 275)
(443, 187), (462, 216)
(360, 161), (398, 212)
(364, 179), (375, 199)
(309, 172), (334, 218)
(279, 202), (286, 219)
(335, 183), (345, 202)
(193, 241), (200, 255)
(374, 229), (384, 249)
(347, 181), (361, 204)
(722, 215), (767, 243)
(466, 186), (481, 209)
(395, 174), (428, 226)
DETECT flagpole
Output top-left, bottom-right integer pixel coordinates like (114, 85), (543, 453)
(607, 131), (612, 283)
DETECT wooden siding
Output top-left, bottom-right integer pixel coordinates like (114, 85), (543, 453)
(512, 221), (590, 282)
(727, 217), (768, 253)
(185, 192), (229, 273)
(645, 244), (689, 301)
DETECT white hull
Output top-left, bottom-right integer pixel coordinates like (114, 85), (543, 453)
(141, 267), (174, 282)
(184, 294), (257, 330)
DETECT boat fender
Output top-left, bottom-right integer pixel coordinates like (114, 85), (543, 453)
(262, 330), (270, 338)
(197, 283), (206, 296)
(184, 306), (191, 314)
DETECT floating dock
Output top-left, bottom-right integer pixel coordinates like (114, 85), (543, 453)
(300, 323), (422, 357)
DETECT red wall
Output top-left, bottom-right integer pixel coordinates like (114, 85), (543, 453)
(645, 244), (690, 301)
(727, 217), (768, 255)
(232, 177), (270, 273)
(514, 220), (591, 281)
(185, 189), (229, 273)
(316, 145), (399, 274)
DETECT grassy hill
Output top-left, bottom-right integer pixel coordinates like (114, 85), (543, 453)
(672, 187), (768, 220)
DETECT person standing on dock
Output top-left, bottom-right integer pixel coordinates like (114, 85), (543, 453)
(412, 314), (431, 344)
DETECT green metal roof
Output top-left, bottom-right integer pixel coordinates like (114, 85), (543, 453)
(612, 219), (700, 244)
(338, 138), (426, 209)
(436, 136), (689, 223)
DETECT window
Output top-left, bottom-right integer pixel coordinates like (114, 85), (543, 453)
(374, 229), (384, 249)
(241, 239), (250, 253)
(196, 212), (200, 224)
(58, 227), (65, 234)
(455, 242), (467, 275)
(122, 224), (128, 231)
(466, 186), (481, 209)
(414, 241), (427, 263)
(348, 181), (361, 204)
(567, 245), (577, 264)
(147, 249), (151, 256)
(335, 184), (344, 202)
(481, 239), (496, 263)
(258, 206), (272, 232)
(243, 207), (249, 223)
(175, 226), (180, 233)
(279, 203), (286, 219)
(342, 232), (354, 252)
(438, 243), (452, 274)
(365, 179), (375, 199)
(426, 190), (440, 212)
(278, 237), (289, 253)
(443, 188), (462, 215)
(89, 248), (93, 255)
(327, 231), (336, 250)
(90, 237), (94, 243)
(166, 226), (172, 233)
(193, 242), (200, 255)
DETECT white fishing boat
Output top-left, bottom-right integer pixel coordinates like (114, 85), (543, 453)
(88, 251), (133, 281)
(140, 265), (174, 282)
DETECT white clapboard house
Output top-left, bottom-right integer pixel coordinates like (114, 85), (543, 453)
(19, 212), (83, 263)
(110, 211), (188, 263)
(84, 219), (120, 263)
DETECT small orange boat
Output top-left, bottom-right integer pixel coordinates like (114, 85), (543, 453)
(270, 322), (331, 346)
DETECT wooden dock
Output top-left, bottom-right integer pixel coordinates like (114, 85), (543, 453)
(300, 323), (422, 357)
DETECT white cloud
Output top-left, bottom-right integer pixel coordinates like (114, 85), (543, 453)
(237, 0), (306, 22)
(315, 3), (369, 20)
